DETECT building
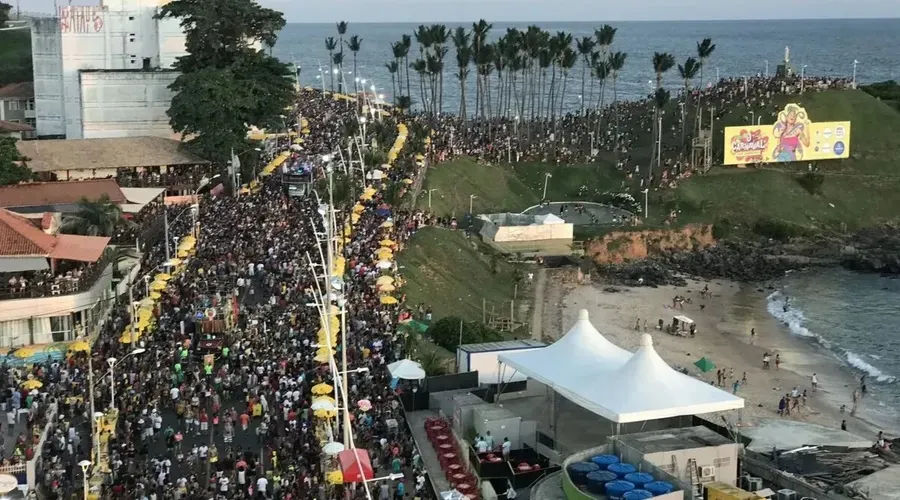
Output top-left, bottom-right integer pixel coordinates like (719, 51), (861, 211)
(0, 208), (112, 347)
(0, 82), (36, 137)
(0, 179), (127, 215)
(479, 212), (574, 256)
(15, 136), (209, 198)
(31, 0), (187, 139)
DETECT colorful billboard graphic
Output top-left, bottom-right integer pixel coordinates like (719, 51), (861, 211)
(723, 104), (851, 165)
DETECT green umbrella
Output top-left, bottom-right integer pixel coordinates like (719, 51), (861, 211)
(400, 320), (429, 334)
(694, 357), (716, 373)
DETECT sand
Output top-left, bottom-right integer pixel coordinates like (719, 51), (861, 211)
(540, 270), (900, 440)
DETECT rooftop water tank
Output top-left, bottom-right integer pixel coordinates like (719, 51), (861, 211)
(585, 471), (618, 494)
(567, 462), (600, 485)
(591, 454), (620, 467)
(607, 462), (637, 478)
(644, 481), (675, 496)
(605, 480), (636, 500)
(624, 472), (654, 488)
(624, 490), (655, 500)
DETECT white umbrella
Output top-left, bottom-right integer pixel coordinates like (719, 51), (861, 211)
(311, 399), (337, 411)
(376, 260), (392, 270)
(323, 441), (346, 456)
(387, 358), (426, 380)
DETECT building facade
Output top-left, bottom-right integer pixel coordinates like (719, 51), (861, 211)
(31, 0), (187, 139)
(0, 82), (36, 138)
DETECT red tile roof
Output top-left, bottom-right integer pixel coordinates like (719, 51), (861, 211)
(0, 120), (34, 132)
(0, 179), (127, 209)
(0, 82), (34, 100)
(0, 209), (56, 257)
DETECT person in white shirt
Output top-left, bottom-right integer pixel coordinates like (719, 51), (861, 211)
(169, 387), (179, 402)
(811, 373), (818, 391)
(485, 431), (495, 450)
(218, 476), (229, 493)
(257, 476), (268, 494)
(502, 438), (511, 460)
(476, 437), (488, 453)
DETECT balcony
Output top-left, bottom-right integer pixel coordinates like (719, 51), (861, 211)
(0, 250), (113, 301)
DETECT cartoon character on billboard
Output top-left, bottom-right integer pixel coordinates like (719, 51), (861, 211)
(772, 104), (811, 162)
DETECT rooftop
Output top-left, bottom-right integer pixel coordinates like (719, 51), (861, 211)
(0, 179), (127, 209)
(0, 120), (34, 133)
(16, 136), (209, 173)
(0, 82), (34, 100)
(616, 426), (735, 455)
(0, 208), (110, 262)
(458, 339), (546, 353)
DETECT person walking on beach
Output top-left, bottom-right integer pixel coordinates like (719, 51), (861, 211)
(811, 373), (818, 391)
(851, 389), (860, 416)
(841, 420), (847, 431)
(775, 354), (781, 370)
(763, 353), (770, 369)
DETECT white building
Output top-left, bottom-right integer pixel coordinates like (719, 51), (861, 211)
(31, 0), (187, 139)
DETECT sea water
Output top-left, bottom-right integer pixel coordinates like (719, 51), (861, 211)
(767, 269), (900, 424)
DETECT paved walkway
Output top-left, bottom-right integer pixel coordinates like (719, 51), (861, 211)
(523, 202), (632, 225)
(407, 410), (452, 494)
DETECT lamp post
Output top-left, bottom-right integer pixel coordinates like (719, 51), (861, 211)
(750, 111), (755, 126)
(852, 59), (859, 88)
(641, 188), (649, 220)
(427, 189), (439, 210)
(106, 348), (146, 409)
(92, 411), (103, 465)
(78, 460), (92, 500)
(765, 59), (769, 78)
(801, 64), (807, 93)
(469, 194), (477, 215)
(542, 173), (552, 201)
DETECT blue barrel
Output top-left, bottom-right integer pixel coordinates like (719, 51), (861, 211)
(590, 454), (620, 467)
(624, 472), (654, 488)
(645, 481), (675, 496)
(585, 471), (618, 494)
(605, 480), (636, 500)
(567, 462), (600, 485)
(607, 462), (637, 478)
(624, 490), (654, 500)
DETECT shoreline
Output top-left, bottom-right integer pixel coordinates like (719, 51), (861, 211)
(540, 271), (900, 440)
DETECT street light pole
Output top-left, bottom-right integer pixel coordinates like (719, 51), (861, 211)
(469, 194), (477, 215)
(801, 65), (807, 93)
(163, 208), (170, 263)
(78, 460), (91, 500)
(428, 189), (439, 209)
(852, 60), (859, 88)
(641, 188), (649, 220)
(542, 173), (552, 201)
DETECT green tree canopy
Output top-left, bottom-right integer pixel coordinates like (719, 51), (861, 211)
(62, 195), (129, 237)
(0, 137), (33, 186)
(0, 2), (12, 27)
(157, 0), (294, 165)
(427, 316), (504, 351)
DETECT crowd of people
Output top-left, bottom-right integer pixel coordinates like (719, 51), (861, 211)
(1, 259), (108, 300)
(20, 88), (435, 500)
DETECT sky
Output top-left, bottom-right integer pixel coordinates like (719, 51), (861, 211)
(22, 0), (900, 23)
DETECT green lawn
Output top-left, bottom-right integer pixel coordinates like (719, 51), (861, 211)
(396, 227), (522, 324)
(0, 28), (32, 87)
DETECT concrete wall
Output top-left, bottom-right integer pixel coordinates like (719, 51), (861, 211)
(631, 444), (740, 488)
(494, 224), (573, 243)
(32, 17), (65, 136)
(80, 70), (177, 138)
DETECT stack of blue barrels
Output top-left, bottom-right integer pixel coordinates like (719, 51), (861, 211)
(645, 481), (676, 496)
(567, 462), (600, 485)
(585, 471), (618, 494)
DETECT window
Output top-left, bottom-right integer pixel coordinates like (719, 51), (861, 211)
(26, 100), (34, 110)
(128, 16), (134, 20)
(8, 100), (19, 111)
(49, 315), (72, 342)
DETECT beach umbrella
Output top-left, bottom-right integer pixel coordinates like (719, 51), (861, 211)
(376, 260), (392, 270)
(352, 203), (365, 214)
(379, 239), (395, 247)
(375, 248), (393, 258)
(150, 280), (167, 291)
(21, 379), (43, 390)
(313, 395), (336, 405)
(314, 408), (337, 419)
(139, 297), (155, 308)
(415, 154), (425, 161)
(378, 283), (396, 293)
(164, 258), (182, 267)
(326, 471), (344, 485)
(13, 347), (37, 359)
(301, 127), (311, 134)
(402, 178), (413, 185)
(323, 441), (346, 456)
(351, 212), (360, 224)
(380, 163), (392, 170)
(311, 398), (337, 411)
(120, 332), (141, 344)
(376, 276), (394, 286)
(150, 291), (161, 300)
(357, 399), (372, 412)
(388, 359), (426, 380)
(138, 308), (153, 322)
(154, 273), (171, 281)
(311, 383), (333, 395)
(381, 220), (394, 228)
(380, 296), (398, 305)
(177, 249), (190, 258)
(694, 357), (716, 373)
(68, 340), (90, 353)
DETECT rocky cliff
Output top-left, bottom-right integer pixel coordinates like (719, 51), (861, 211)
(586, 224), (716, 264)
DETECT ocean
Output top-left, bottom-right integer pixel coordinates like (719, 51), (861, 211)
(767, 270), (900, 425)
(274, 19), (900, 107)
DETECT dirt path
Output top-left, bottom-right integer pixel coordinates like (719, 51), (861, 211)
(530, 267), (547, 340)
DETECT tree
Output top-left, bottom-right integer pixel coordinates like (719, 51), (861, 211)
(385, 61), (399, 99)
(575, 36), (595, 114)
(157, 0), (294, 166)
(695, 38), (717, 135)
(345, 35), (362, 93)
(0, 2), (12, 27)
(452, 27), (472, 119)
(417, 351), (448, 377)
(427, 316), (503, 351)
(0, 137), (31, 186)
(677, 57), (700, 146)
(325, 37), (337, 91)
(336, 21), (348, 91)
(62, 195), (128, 237)
(653, 87), (671, 174)
(608, 51), (627, 143)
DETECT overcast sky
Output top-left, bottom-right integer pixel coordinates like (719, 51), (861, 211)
(23, 0), (900, 23)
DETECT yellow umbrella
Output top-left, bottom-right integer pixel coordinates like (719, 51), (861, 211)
(352, 203), (365, 214)
(119, 332), (140, 344)
(381, 221), (394, 228)
(379, 283), (396, 292)
(165, 258), (182, 267)
(375, 275), (394, 286)
(311, 383), (333, 395)
(326, 471), (344, 485)
(301, 127), (311, 134)
(313, 395), (336, 406)
(138, 308), (153, 322)
(154, 273), (171, 281)
(68, 340), (91, 353)
(380, 296), (399, 305)
(402, 178), (414, 185)
(150, 291), (162, 300)
(150, 280), (167, 291)
(415, 154), (425, 161)
(379, 239), (395, 247)
(314, 408), (338, 419)
(136, 318), (151, 331)
(376, 248), (393, 257)
(351, 213), (361, 224)
(177, 249), (190, 258)
(313, 352), (331, 364)
(21, 379), (43, 390)
(13, 347), (37, 359)
(359, 192), (373, 201)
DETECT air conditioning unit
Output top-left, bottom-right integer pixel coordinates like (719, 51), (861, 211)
(700, 466), (716, 478)
(777, 489), (798, 500)
(745, 477), (763, 492)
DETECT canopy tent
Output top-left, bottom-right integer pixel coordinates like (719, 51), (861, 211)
(120, 187), (165, 213)
(498, 310), (743, 424)
(337, 449), (374, 483)
(387, 358), (426, 380)
(674, 315), (694, 325)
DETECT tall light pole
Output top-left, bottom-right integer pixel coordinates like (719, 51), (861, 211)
(92, 411), (103, 465)
(750, 111), (755, 126)
(765, 59), (769, 78)
(78, 460), (91, 500)
(428, 189), (439, 209)
(641, 189), (649, 220)
(106, 348), (146, 409)
(469, 194), (477, 215)
(542, 173), (552, 201)
(801, 64), (807, 93)
(852, 60), (859, 88)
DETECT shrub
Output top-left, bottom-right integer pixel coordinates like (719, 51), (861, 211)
(712, 219), (732, 240)
(427, 316), (504, 351)
(752, 218), (808, 242)
(796, 171), (825, 195)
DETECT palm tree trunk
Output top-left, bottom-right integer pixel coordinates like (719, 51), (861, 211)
(613, 75), (620, 164)
(696, 64), (704, 136)
(459, 73), (467, 119)
(328, 52), (335, 91)
(580, 60), (587, 114)
(353, 56), (358, 93)
(405, 56), (411, 97)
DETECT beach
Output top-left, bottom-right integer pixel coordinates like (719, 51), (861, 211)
(539, 270), (900, 440)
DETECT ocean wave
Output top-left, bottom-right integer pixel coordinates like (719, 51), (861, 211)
(845, 351), (897, 383)
(765, 291), (831, 347)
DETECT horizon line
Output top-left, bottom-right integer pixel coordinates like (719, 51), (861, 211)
(285, 17), (900, 24)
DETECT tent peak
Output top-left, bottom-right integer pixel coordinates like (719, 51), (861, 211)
(578, 309), (589, 320)
(640, 333), (653, 347)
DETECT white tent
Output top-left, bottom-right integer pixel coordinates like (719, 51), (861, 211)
(388, 359), (426, 380)
(535, 213), (566, 225)
(498, 310), (744, 423)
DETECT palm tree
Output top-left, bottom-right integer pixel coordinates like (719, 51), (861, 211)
(336, 21), (349, 91)
(332, 51), (345, 92)
(417, 351), (448, 376)
(558, 47), (577, 120)
(325, 37), (337, 91)
(411, 58), (428, 111)
(395, 95), (412, 113)
(653, 87), (671, 175)
(652, 52), (675, 91)
(346, 35), (363, 94)
(695, 37), (717, 135)
(391, 41), (408, 96)
(62, 195), (127, 237)
(677, 57), (700, 146)
(594, 24), (617, 123)
(471, 19), (493, 118)
(401, 34), (413, 99)
(476, 44), (496, 119)
(608, 51), (628, 146)
(452, 27), (472, 119)
(430, 24), (450, 113)
(591, 58), (610, 140)
(385, 61), (399, 100)
(575, 36), (595, 114)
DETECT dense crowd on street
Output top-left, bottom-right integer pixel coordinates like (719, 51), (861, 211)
(20, 88), (433, 500)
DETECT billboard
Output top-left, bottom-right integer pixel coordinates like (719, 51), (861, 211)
(723, 104), (851, 165)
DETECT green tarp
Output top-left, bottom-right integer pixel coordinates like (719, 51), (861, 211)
(694, 357), (716, 373)
(399, 320), (429, 334)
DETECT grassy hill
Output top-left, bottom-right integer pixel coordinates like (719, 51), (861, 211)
(396, 227), (523, 324)
(0, 28), (32, 87)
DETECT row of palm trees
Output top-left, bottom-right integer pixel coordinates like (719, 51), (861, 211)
(324, 21), (363, 94)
